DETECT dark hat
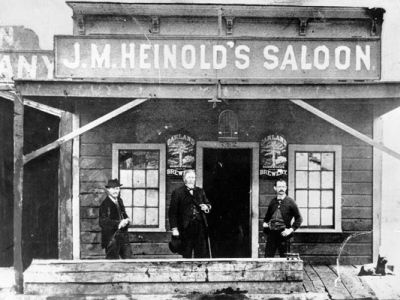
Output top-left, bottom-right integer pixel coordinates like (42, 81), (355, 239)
(105, 178), (123, 188)
(168, 236), (183, 254)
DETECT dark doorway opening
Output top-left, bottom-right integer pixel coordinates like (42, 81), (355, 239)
(22, 107), (59, 269)
(203, 148), (251, 258)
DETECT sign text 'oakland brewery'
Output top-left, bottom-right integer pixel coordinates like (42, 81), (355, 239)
(55, 37), (380, 80)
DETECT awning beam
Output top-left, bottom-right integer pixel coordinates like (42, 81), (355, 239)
(290, 99), (400, 161)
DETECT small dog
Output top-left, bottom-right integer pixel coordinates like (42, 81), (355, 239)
(358, 255), (393, 276)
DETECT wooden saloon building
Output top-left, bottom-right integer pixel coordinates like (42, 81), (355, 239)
(9, 0), (400, 296)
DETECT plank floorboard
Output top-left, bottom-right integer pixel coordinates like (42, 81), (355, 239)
(328, 264), (377, 300)
(304, 264), (326, 294)
(312, 265), (352, 300)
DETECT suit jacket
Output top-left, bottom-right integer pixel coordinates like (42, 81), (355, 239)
(263, 196), (302, 231)
(168, 185), (211, 234)
(99, 196), (129, 248)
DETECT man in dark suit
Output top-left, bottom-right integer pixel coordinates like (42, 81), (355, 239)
(263, 179), (302, 257)
(99, 178), (132, 259)
(169, 170), (212, 258)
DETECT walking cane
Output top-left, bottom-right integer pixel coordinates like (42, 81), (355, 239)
(201, 212), (212, 259)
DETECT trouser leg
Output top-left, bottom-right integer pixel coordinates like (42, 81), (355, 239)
(119, 233), (132, 259)
(105, 235), (120, 259)
(265, 231), (279, 258)
(182, 222), (195, 258)
(193, 222), (208, 258)
(278, 238), (287, 258)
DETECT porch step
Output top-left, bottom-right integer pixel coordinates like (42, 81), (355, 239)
(24, 258), (304, 296)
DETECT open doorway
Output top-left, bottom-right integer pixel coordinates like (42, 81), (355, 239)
(203, 148), (251, 258)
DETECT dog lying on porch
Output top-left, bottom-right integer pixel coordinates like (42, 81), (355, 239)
(358, 255), (394, 276)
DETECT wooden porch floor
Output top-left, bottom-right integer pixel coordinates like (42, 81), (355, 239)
(1, 264), (400, 299)
(303, 264), (400, 300)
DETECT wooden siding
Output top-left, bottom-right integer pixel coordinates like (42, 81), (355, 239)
(77, 99), (373, 263)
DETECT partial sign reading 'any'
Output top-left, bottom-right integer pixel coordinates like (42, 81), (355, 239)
(55, 36), (380, 80)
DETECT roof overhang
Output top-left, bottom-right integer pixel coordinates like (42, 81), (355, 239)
(14, 79), (400, 100)
(66, 1), (383, 20)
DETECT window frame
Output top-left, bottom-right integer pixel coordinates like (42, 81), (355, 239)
(288, 144), (342, 233)
(112, 143), (166, 232)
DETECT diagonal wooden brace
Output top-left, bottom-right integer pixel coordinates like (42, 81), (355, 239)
(290, 99), (400, 161)
(23, 98), (148, 164)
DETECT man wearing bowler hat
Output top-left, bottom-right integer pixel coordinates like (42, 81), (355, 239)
(99, 178), (132, 259)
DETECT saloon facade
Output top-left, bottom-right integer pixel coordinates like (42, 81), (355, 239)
(13, 1), (400, 268)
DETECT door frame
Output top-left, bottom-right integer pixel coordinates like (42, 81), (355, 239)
(196, 141), (259, 258)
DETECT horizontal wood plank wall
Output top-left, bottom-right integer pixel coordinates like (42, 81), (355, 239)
(77, 99), (373, 263)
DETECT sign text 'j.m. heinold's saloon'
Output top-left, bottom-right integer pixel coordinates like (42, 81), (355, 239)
(55, 36), (380, 80)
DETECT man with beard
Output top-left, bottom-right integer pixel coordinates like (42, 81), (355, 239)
(263, 179), (302, 257)
(169, 169), (212, 258)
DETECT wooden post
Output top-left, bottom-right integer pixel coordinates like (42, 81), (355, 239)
(58, 112), (73, 259)
(13, 92), (24, 293)
(72, 113), (80, 259)
(373, 105), (383, 262)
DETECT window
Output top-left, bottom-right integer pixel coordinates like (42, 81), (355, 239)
(218, 110), (238, 142)
(288, 145), (342, 232)
(112, 144), (166, 232)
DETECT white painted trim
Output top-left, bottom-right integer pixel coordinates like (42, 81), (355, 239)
(288, 144), (342, 233)
(373, 112), (383, 261)
(72, 114), (81, 259)
(196, 141), (259, 258)
(112, 143), (166, 232)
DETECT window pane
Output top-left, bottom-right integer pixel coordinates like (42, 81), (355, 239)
(146, 151), (159, 169)
(321, 171), (334, 189)
(309, 153), (321, 170)
(296, 190), (308, 207)
(309, 190), (320, 207)
(146, 208), (159, 225)
(132, 151), (148, 169)
(309, 172), (320, 189)
(296, 171), (308, 188)
(321, 153), (334, 171)
(125, 207), (133, 221)
(132, 207), (145, 225)
(120, 189), (133, 207)
(321, 209), (333, 226)
(133, 189), (146, 206)
(309, 208), (320, 226)
(299, 208), (308, 226)
(120, 170), (133, 187)
(146, 170), (159, 188)
(119, 150), (133, 169)
(133, 170), (146, 187)
(147, 190), (159, 207)
(296, 152), (308, 170)
(321, 191), (333, 207)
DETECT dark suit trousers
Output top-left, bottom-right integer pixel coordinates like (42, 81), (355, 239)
(264, 230), (290, 258)
(182, 219), (208, 258)
(105, 231), (132, 259)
